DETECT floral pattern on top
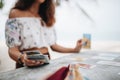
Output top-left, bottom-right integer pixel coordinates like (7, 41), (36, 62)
(5, 18), (56, 50)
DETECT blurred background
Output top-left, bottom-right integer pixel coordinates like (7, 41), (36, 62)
(0, 0), (120, 72)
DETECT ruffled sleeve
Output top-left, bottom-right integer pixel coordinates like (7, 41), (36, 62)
(5, 19), (22, 48)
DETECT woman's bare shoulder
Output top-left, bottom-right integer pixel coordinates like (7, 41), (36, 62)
(9, 9), (26, 18)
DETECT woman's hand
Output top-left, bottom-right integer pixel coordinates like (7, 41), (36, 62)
(21, 54), (44, 67)
(50, 39), (82, 53)
(74, 40), (82, 53)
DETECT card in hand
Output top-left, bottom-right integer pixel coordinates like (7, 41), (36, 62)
(82, 33), (91, 49)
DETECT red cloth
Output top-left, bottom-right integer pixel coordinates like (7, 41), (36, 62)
(46, 66), (69, 80)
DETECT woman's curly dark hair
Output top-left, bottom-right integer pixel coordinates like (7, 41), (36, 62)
(13, 0), (55, 27)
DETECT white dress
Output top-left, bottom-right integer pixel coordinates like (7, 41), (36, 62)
(5, 17), (56, 51)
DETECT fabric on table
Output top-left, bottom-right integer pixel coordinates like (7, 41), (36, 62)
(46, 64), (83, 80)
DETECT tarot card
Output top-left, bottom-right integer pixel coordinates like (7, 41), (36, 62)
(82, 33), (91, 49)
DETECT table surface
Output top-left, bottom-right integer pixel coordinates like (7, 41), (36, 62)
(0, 51), (120, 80)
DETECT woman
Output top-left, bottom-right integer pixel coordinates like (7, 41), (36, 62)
(5, 0), (82, 68)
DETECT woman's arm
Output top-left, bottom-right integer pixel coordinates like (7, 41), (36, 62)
(8, 47), (24, 63)
(50, 40), (82, 53)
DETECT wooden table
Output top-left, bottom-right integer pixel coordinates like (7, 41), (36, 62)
(0, 51), (120, 80)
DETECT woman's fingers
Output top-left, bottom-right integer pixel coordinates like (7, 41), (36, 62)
(25, 59), (35, 64)
(74, 39), (83, 53)
(77, 40), (82, 45)
(22, 53), (45, 67)
(24, 59), (35, 66)
(24, 59), (45, 67)
(78, 39), (82, 43)
(76, 40), (82, 48)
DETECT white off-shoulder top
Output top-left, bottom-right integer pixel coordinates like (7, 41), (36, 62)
(5, 17), (56, 50)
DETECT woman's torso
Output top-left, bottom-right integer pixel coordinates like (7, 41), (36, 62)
(5, 17), (56, 54)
